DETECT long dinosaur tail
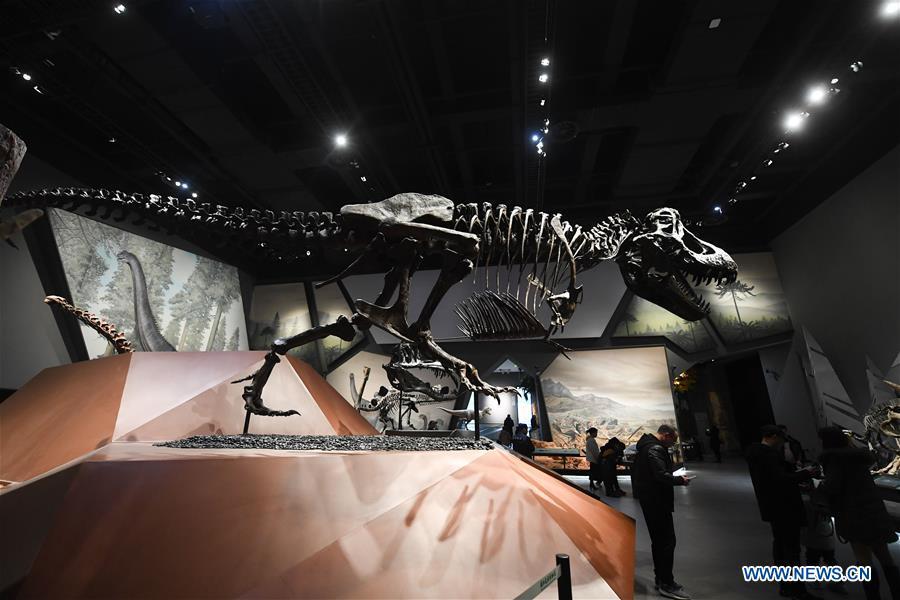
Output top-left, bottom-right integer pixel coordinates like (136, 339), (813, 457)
(44, 295), (134, 354)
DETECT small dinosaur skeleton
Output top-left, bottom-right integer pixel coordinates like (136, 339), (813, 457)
(7, 189), (737, 418)
(43, 295), (134, 354)
(863, 379), (900, 476)
(438, 406), (492, 427)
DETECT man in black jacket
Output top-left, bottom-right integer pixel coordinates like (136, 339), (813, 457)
(632, 424), (691, 600)
(746, 425), (820, 600)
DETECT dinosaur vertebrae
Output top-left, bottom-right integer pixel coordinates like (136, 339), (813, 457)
(44, 295), (134, 354)
(6, 188), (342, 260)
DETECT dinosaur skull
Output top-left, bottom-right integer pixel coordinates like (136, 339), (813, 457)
(616, 208), (737, 321)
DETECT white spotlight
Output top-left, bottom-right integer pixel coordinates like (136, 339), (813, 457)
(708, 18), (722, 29)
(538, 73), (549, 83)
(540, 57), (550, 66)
(360, 176), (367, 182)
(806, 85), (828, 105)
(21, 72), (32, 81)
(540, 99), (546, 106)
(174, 181), (182, 187)
(114, 4), (126, 14)
(181, 182), (189, 189)
(784, 111), (807, 131)
(830, 77), (839, 85)
(531, 134), (540, 142)
(713, 206), (723, 213)
(191, 192), (198, 198)
(881, 1), (900, 18)
(334, 134), (348, 148)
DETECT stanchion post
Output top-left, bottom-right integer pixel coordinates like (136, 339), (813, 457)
(555, 554), (572, 600)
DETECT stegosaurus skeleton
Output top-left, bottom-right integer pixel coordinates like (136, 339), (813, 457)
(7, 188), (738, 417)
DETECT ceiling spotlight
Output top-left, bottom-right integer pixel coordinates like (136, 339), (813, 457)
(806, 85), (828, 105)
(540, 57), (550, 66)
(114, 4), (126, 14)
(750, 175), (757, 180)
(850, 60), (863, 72)
(538, 73), (548, 83)
(536, 141), (544, 150)
(713, 206), (723, 213)
(32, 85), (45, 94)
(305, 250), (311, 257)
(881, 1), (900, 18)
(21, 72), (32, 81)
(108, 137), (116, 143)
(830, 77), (839, 85)
(728, 197), (737, 204)
(531, 134), (540, 142)
(783, 111), (807, 131)
(174, 181), (182, 187)
(360, 176), (367, 182)
(191, 192), (198, 198)
(540, 99), (546, 106)
(765, 159), (774, 166)
(334, 133), (348, 148)
(181, 182), (189, 189)
(708, 18), (722, 29)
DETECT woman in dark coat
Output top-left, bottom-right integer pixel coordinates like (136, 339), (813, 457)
(819, 426), (900, 600)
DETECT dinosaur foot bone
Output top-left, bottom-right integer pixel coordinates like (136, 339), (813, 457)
(231, 351), (301, 417)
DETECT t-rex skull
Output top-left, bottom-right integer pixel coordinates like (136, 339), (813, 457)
(616, 208), (737, 321)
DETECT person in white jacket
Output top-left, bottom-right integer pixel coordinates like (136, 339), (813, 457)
(585, 427), (601, 491)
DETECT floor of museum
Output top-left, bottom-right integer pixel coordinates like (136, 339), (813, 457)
(567, 459), (900, 600)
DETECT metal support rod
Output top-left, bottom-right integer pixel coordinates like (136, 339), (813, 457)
(556, 554), (572, 600)
(474, 392), (480, 440)
(242, 410), (252, 435)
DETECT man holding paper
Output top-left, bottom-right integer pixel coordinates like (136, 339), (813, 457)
(632, 424), (692, 600)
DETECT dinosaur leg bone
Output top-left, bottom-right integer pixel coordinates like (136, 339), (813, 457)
(354, 237), (419, 342)
(231, 315), (359, 416)
(411, 249), (473, 335)
(414, 331), (518, 403)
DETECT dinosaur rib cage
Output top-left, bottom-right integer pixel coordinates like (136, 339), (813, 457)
(455, 291), (548, 341)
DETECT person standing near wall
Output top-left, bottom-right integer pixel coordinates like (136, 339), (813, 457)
(585, 427), (602, 492)
(632, 424), (692, 600)
(746, 425), (820, 600)
(819, 426), (900, 600)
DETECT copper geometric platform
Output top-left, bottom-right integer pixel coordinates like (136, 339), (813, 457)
(0, 352), (376, 485)
(3, 442), (634, 599)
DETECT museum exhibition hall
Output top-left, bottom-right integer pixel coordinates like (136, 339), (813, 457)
(0, 1), (899, 599)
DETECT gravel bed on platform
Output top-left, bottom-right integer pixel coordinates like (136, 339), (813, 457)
(156, 434), (495, 452)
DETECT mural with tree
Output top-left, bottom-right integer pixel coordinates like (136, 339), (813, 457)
(49, 209), (248, 357)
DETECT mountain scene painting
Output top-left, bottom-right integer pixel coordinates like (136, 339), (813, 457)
(49, 209), (248, 358)
(540, 346), (677, 452)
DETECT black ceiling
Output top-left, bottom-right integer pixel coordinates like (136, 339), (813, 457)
(2, 0), (899, 256)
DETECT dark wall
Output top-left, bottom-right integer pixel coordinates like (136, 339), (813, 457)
(722, 354), (776, 450)
(772, 145), (900, 414)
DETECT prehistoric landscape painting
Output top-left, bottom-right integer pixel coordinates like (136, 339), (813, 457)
(247, 283), (318, 368)
(698, 252), (792, 343)
(314, 282), (365, 366)
(49, 209), (248, 358)
(613, 295), (716, 353)
(613, 252), (791, 350)
(541, 346), (677, 454)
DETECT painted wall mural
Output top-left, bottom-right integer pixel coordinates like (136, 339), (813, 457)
(247, 282), (318, 368)
(614, 252), (792, 351)
(49, 209), (248, 358)
(613, 296), (716, 353)
(541, 346), (677, 453)
(702, 252), (792, 343)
